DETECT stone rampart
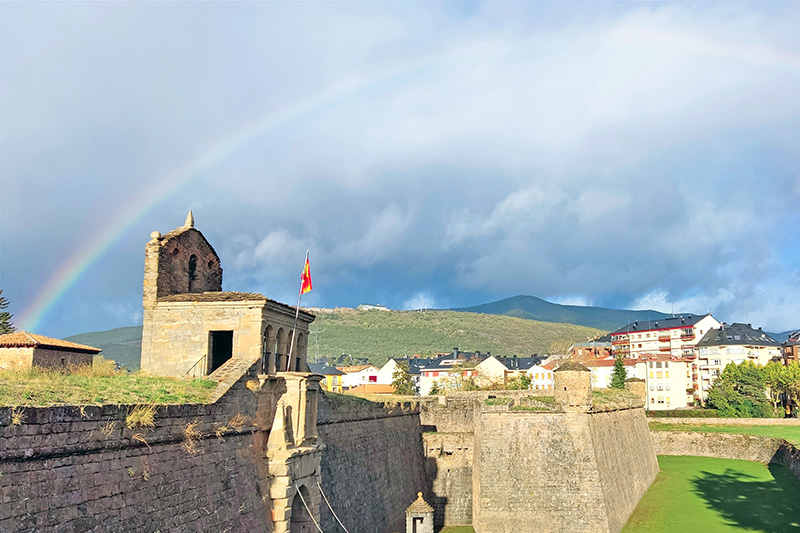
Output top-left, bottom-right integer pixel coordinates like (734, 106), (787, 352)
(473, 406), (657, 533)
(650, 429), (800, 486)
(0, 361), (272, 533)
(316, 394), (429, 533)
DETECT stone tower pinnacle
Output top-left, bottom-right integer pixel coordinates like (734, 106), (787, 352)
(184, 211), (194, 229)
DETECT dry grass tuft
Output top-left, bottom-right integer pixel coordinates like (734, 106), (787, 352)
(228, 413), (249, 432)
(131, 433), (151, 449)
(100, 421), (117, 438)
(10, 407), (26, 425)
(126, 404), (157, 429)
(183, 419), (202, 454)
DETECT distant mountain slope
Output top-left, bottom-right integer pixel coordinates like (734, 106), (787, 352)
(451, 295), (672, 332)
(66, 309), (603, 370)
(66, 326), (142, 371)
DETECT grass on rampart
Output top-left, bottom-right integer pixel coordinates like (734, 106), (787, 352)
(650, 421), (800, 446)
(623, 455), (800, 532)
(0, 360), (217, 407)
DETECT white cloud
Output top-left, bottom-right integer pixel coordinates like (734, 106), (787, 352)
(402, 292), (436, 310)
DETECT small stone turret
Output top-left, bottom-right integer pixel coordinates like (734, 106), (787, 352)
(405, 492), (434, 533)
(554, 361), (592, 412)
(625, 377), (647, 403)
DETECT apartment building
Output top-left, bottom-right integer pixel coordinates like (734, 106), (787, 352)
(611, 314), (721, 359)
(694, 323), (781, 401)
(634, 354), (695, 410)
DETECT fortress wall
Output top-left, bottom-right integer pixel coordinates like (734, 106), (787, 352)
(422, 432), (473, 527)
(0, 363), (274, 533)
(588, 409), (659, 533)
(650, 417), (800, 426)
(316, 395), (429, 533)
(473, 411), (609, 533)
(651, 430), (786, 463)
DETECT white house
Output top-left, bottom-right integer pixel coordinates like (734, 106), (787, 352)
(336, 364), (379, 390)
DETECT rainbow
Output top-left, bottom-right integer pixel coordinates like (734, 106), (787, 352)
(17, 64), (425, 333)
(17, 18), (796, 332)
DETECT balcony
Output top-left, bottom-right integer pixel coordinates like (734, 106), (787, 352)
(681, 334), (694, 341)
(658, 346), (671, 352)
(658, 335), (672, 342)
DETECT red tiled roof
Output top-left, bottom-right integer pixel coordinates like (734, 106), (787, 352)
(345, 384), (396, 394)
(0, 332), (101, 353)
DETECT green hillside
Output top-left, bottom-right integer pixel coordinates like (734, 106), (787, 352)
(307, 308), (603, 366)
(66, 310), (603, 370)
(66, 326), (143, 371)
(452, 295), (672, 332)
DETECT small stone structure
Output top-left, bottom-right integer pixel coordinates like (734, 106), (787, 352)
(553, 360), (592, 411)
(140, 213), (313, 377)
(0, 331), (100, 371)
(406, 492), (434, 533)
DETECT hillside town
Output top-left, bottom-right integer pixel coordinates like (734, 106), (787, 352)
(304, 312), (793, 413)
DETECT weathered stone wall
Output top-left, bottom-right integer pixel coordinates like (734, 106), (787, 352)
(422, 432), (473, 526)
(473, 406), (657, 533)
(0, 361), (274, 533)
(31, 347), (94, 369)
(0, 346), (33, 371)
(146, 228), (222, 302)
(651, 430), (786, 463)
(141, 301), (265, 376)
(588, 409), (659, 533)
(474, 411), (608, 533)
(316, 394), (429, 533)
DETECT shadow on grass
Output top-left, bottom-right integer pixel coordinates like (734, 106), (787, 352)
(691, 464), (800, 532)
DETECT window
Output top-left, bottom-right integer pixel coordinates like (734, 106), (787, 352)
(650, 385), (654, 391)
(651, 398), (655, 403)
(638, 344), (643, 348)
(664, 362), (669, 369)
(666, 371), (669, 378)
(657, 384), (663, 391)
(656, 372), (662, 378)
(649, 362), (653, 369)
(666, 384), (670, 391)
(656, 362), (662, 369)
(650, 372), (653, 378)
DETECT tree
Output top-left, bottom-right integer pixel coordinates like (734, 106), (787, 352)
(610, 355), (627, 389)
(0, 290), (14, 334)
(506, 373), (531, 390)
(706, 361), (773, 418)
(762, 360), (786, 411)
(391, 362), (416, 396)
(781, 362), (800, 415)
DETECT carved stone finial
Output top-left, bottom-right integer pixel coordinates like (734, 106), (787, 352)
(184, 211), (194, 229)
(150, 231), (162, 241)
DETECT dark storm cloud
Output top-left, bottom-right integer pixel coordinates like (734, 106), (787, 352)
(2, 2), (800, 336)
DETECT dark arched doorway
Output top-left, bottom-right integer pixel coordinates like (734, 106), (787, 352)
(289, 485), (314, 533)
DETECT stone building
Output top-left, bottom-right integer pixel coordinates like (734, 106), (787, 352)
(140, 213), (314, 378)
(0, 331), (100, 371)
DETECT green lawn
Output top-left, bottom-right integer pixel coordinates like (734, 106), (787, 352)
(623, 455), (800, 532)
(439, 527), (474, 533)
(650, 422), (800, 446)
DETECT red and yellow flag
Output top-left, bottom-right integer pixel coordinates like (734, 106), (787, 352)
(300, 255), (312, 295)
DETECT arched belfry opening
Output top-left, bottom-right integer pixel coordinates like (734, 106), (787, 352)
(188, 254), (197, 292)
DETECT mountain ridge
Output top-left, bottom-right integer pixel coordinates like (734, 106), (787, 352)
(450, 295), (673, 331)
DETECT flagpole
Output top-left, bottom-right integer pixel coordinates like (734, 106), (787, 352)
(287, 250), (309, 371)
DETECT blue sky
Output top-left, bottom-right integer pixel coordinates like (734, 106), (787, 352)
(2, 2), (800, 338)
